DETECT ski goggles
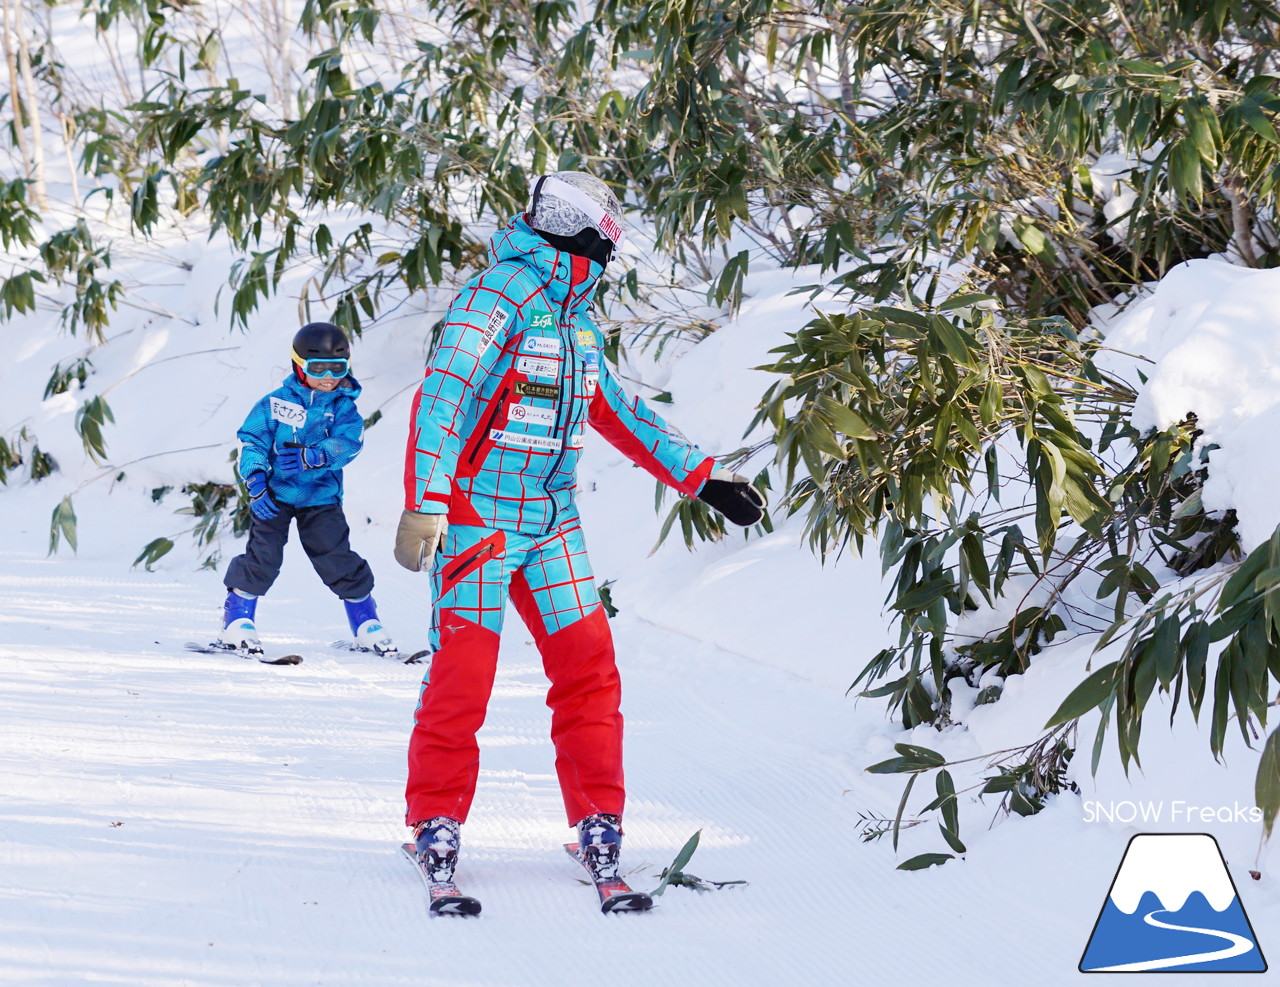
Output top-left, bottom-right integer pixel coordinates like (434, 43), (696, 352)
(531, 175), (627, 247)
(296, 356), (349, 379)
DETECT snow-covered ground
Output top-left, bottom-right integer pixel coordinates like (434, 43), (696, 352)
(3, 242), (1279, 984)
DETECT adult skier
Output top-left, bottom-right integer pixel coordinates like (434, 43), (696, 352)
(217, 322), (400, 659)
(395, 171), (765, 904)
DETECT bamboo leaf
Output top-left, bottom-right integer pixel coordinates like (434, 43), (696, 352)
(897, 852), (952, 871)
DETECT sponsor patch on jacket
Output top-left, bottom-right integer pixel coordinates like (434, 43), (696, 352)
(576, 329), (596, 348)
(522, 335), (561, 356)
(515, 381), (559, 400)
(516, 356), (558, 378)
(584, 374), (598, 397)
(478, 306), (510, 355)
(269, 397), (306, 427)
(489, 428), (559, 451)
(507, 403), (556, 427)
(530, 311), (555, 330)
(566, 433), (585, 449)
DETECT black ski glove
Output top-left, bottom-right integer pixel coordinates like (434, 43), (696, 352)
(697, 469), (765, 526)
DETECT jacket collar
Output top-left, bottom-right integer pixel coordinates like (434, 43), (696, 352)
(488, 215), (602, 314)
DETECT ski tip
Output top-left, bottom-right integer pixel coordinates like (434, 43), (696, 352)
(404, 649), (430, 664)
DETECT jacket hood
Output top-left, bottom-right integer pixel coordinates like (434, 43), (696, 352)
(281, 371), (362, 402)
(488, 215), (603, 313)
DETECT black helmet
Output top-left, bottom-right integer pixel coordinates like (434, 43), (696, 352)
(291, 322), (350, 364)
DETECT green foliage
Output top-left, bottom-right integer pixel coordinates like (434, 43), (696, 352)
(48, 496), (77, 554)
(132, 537), (174, 571)
(597, 579), (619, 618)
(0, 178), (39, 250)
(29, 445), (57, 481)
(74, 395), (115, 463)
(37, 221), (123, 341)
(1260, 729), (1280, 839)
(176, 479), (251, 549)
(865, 731), (1077, 865)
(0, 428), (56, 485)
(648, 829), (746, 895)
(0, 434), (24, 485)
(44, 356), (94, 398)
(1046, 523), (1280, 784)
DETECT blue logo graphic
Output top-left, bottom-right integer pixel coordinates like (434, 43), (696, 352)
(1080, 833), (1267, 973)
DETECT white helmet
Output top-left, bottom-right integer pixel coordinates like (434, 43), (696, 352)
(528, 171), (626, 248)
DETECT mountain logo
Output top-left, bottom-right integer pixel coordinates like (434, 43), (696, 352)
(1080, 833), (1267, 973)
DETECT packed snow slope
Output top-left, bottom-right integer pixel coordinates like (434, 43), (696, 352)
(1, 208), (1278, 987)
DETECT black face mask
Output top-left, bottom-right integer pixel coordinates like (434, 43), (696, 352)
(537, 227), (614, 269)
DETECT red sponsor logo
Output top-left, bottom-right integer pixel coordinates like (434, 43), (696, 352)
(598, 214), (623, 244)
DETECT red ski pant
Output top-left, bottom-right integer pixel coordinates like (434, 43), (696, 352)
(405, 519), (624, 826)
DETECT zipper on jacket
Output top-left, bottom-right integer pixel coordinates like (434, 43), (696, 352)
(540, 320), (577, 536)
(468, 386), (511, 466)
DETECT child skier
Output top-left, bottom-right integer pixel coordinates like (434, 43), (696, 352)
(216, 321), (400, 660)
(395, 172), (765, 907)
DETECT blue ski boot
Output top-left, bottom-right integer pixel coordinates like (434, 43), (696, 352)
(218, 589), (262, 655)
(343, 595), (398, 656)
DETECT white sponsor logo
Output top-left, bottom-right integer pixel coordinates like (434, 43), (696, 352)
(522, 335), (561, 356)
(517, 356), (558, 378)
(567, 433), (584, 449)
(489, 428), (560, 451)
(478, 306), (510, 355)
(269, 397), (306, 427)
(507, 403), (556, 427)
(584, 374), (598, 396)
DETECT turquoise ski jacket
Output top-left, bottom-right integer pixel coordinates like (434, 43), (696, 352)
(405, 216), (713, 535)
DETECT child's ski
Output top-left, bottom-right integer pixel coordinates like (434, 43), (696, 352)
(184, 642), (303, 665)
(330, 641), (429, 664)
(399, 843), (481, 916)
(564, 843), (653, 914)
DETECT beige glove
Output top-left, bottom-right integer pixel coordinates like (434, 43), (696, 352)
(394, 510), (449, 572)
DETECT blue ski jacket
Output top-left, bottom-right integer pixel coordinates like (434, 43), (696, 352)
(238, 373), (364, 507)
(404, 216), (714, 535)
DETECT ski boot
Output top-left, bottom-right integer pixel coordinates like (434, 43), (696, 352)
(414, 816), (461, 883)
(568, 813), (651, 912)
(576, 813), (623, 882)
(217, 589), (263, 657)
(343, 595), (399, 657)
(410, 816), (480, 916)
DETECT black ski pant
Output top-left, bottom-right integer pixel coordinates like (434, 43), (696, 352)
(224, 501), (374, 600)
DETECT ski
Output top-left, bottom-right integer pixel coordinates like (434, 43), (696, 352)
(564, 842), (653, 914)
(399, 842), (481, 916)
(330, 641), (429, 664)
(184, 642), (303, 666)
